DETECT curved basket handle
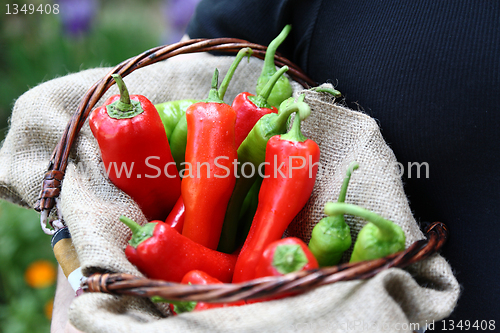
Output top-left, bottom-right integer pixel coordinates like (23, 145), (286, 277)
(34, 38), (317, 228)
(83, 222), (448, 303)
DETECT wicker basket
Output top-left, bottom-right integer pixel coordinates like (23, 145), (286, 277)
(34, 38), (448, 304)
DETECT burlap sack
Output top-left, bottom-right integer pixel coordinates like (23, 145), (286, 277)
(0, 53), (460, 333)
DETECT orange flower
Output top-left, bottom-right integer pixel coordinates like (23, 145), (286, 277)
(25, 260), (57, 288)
(45, 298), (54, 319)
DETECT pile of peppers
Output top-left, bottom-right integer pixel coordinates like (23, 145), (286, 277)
(88, 26), (406, 314)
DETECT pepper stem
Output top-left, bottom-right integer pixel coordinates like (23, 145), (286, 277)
(273, 95), (311, 131)
(273, 104), (295, 131)
(112, 74), (133, 110)
(106, 74), (144, 119)
(249, 66), (289, 108)
(273, 244), (308, 275)
(203, 69), (224, 104)
(280, 113), (306, 142)
(261, 25), (291, 77)
(311, 86), (342, 98)
(324, 203), (400, 240)
(119, 216), (157, 248)
(120, 216), (141, 234)
(218, 47), (253, 100)
(337, 162), (359, 203)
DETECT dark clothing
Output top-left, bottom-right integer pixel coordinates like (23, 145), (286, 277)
(187, 0), (500, 327)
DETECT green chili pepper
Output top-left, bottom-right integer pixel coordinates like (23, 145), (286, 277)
(255, 24), (293, 108)
(239, 176), (262, 221)
(308, 162), (358, 267)
(169, 115), (188, 173)
(217, 95), (311, 253)
(236, 177), (263, 247)
(155, 99), (197, 141)
(168, 48), (253, 174)
(323, 202), (406, 263)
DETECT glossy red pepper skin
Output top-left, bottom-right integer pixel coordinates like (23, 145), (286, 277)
(164, 196), (185, 233)
(181, 100), (237, 250)
(182, 270), (245, 312)
(232, 125), (320, 283)
(89, 81), (180, 221)
(182, 270), (220, 285)
(232, 92), (278, 148)
(124, 221), (236, 283)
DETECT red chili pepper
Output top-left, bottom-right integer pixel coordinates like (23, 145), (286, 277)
(89, 74), (181, 221)
(247, 237), (319, 303)
(120, 216), (236, 283)
(181, 269), (220, 285)
(187, 270), (246, 312)
(165, 49), (252, 239)
(232, 114), (320, 283)
(168, 270), (246, 315)
(254, 237), (318, 279)
(232, 66), (289, 148)
(164, 196), (185, 233)
(181, 69), (238, 250)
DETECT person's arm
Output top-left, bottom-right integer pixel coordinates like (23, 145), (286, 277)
(51, 266), (84, 333)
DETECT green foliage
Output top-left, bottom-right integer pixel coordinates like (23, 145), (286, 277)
(0, 200), (55, 333)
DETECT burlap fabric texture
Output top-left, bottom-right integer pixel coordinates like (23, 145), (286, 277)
(0, 54), (460, 332)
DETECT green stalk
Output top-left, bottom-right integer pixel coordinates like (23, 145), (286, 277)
(203, 69), (224, 104)
(279, 94), (310, 121)
(338, 162), (359, 203)
(280, 113), (306, 142)
(311, 86), (342, 98)
(237, 95), (310, 168)
(260, 25), (291, 78)
(249, 66), (289, 108)
(106, 74), (144, 119)
(112, 74), (132, 110)
(119, 216), (156, 248)
(256, 25), (293, 107)
(324, 203), (400, 241)
(218, 47), (253, 100)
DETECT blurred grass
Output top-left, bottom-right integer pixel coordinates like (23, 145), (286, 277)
(0, 200), (56, 333)
(0, 0), (172, 331)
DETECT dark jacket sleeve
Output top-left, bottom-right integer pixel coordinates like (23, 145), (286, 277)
(187, 0), (292, 45)
(187, 0), (500, 325)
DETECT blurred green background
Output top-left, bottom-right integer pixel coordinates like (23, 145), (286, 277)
(0, 0), (198, 331)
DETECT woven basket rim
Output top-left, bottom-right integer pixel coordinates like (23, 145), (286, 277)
(82, 222), (447, 302)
